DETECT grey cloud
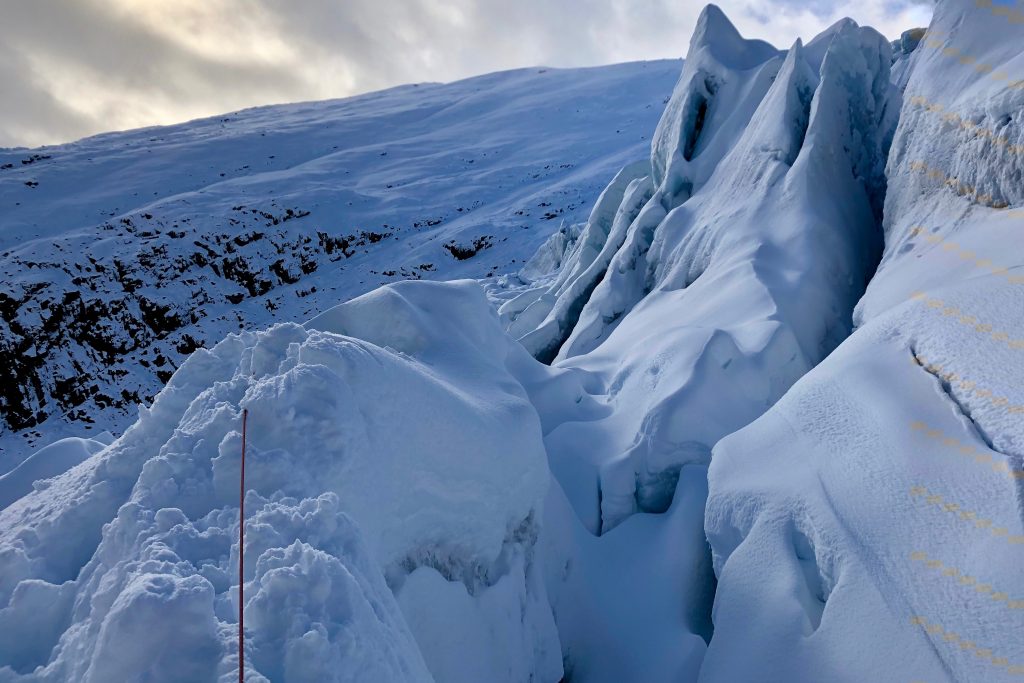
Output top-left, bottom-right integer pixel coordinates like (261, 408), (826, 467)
(763, 0), (934, 20)
(0, 0), (312, 146)
(761, 0), (841, 19)
(0, 0), (933, 148)
(0, 41), (96, 148)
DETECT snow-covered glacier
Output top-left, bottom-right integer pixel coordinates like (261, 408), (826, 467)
(2, 1), (1023, 682)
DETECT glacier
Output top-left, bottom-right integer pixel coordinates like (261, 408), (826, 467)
(2, 1), (1023, 682)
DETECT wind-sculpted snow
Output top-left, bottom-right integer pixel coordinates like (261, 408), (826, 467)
(0, 280), (560, 682)
(503, 160), (654, 362)
(490, 5), (907, 681)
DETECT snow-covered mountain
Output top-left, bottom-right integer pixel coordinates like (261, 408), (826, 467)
(3, 1), (1024, 682)
(0, 60), (677, 464)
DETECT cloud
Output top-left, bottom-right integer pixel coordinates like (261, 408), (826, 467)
(0, 0), (933, 148)
(762, 0), (934, 20)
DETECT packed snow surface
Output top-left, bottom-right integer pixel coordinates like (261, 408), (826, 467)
(2, 1), (1023, 682)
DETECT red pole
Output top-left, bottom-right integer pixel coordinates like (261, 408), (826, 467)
(239, 408), (248, 683)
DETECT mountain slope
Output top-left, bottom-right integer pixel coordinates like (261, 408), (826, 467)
(0, 60), (678, 465)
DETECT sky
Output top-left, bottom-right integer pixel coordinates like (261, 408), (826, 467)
(0, 0), (934, 149)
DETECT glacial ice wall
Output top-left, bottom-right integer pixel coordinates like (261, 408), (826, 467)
(702, 2), (1024, 681)
(503, 6), (900, 535)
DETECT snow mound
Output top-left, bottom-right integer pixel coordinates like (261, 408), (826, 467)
(0, 280), (559, 682)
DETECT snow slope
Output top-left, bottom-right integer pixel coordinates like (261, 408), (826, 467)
(0, 59), (677, 465)
(4, 1), (1023, 682)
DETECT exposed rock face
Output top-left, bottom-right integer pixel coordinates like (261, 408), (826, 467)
(0, 204), (384, 435)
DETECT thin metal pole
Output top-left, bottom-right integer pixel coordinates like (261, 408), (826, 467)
(239, 408), (248, 683)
